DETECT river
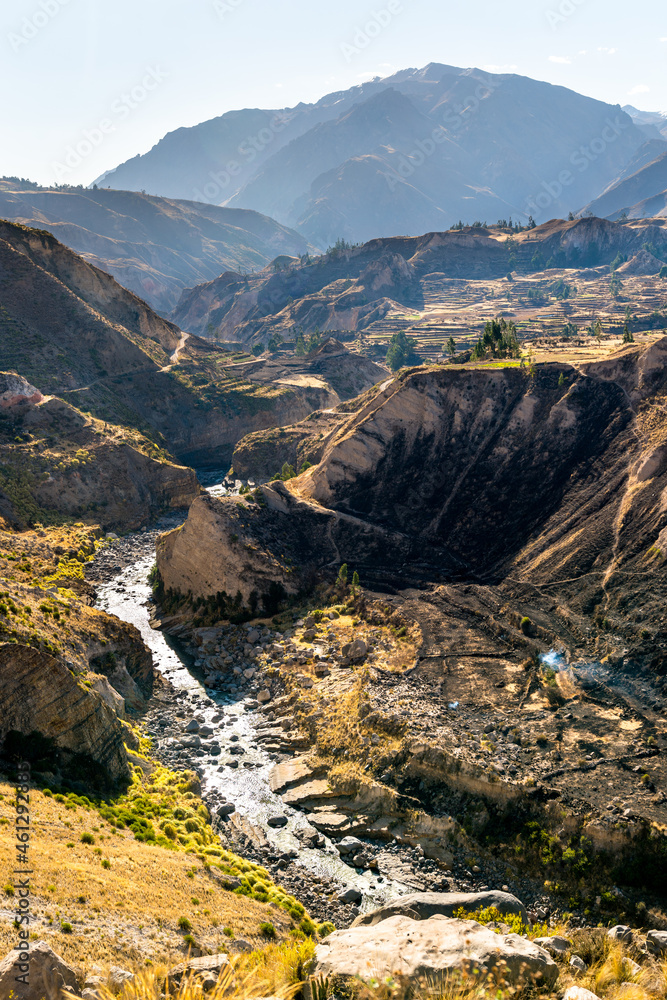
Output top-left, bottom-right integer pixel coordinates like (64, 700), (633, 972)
(93, 511), (412, 919)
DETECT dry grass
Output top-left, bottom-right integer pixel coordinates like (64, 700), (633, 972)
(0, 778), (298, 971)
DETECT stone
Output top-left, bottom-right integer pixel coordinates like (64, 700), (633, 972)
(109, 966), (134, 991)
(337, 835), (364, 856)
(608, 925), (633, 943)
(247, 630), (261, 644)
(217, 803), (236, 817)
(186, 719), (200, 733)
(352, 890), (529, 928)
(563, 988), (601, 1000)
(570, 956), (588, 973)
(312, 915), (558, 986)
(533, 936), (572, 956)
(257, 689), (272, 704)
(0, 941), (80, 1000)
(268, 815), (288, 828)
(342, 639), (368, 662)
(337, 887), (363, 904)
(166, 954), (231, 993)
(646, 930), (667, 956)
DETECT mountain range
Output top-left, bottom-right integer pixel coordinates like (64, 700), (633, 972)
(97, 63), (667, 245)
(0, 180), (310, 313)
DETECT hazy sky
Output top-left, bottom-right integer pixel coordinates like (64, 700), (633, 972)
(2, 0), (665, 187)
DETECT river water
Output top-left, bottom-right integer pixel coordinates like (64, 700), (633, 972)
(94, 525), (411, 914)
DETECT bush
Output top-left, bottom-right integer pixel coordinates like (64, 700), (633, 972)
(520, 616), (532, 635)
(178, 916), (192, 932)
(259, 921), (277, 939)
(80, 832), (95, 845)
(4, 885), (15, 897)
(317, 921), (335, 938)
(61, 922), (73, 934)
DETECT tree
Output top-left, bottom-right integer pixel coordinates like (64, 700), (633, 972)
(251, 343), (265, 357)
(622, 322), (634, 344)
(351, 571), (360, 595)
(295, 331), (306, 357)
(594, 319), (603, 342)
(558, 372), (565, 388)
(386, 331), (421, 371)
(471, 316), (521, 361)
(609, 274), (623, 300)
(446, 336), (456, 358)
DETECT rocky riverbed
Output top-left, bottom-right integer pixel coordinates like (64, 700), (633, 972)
(85, 519), (571, 930)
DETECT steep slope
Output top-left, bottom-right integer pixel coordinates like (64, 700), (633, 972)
(0, 182), (311, 314)
(0, 221), (379, 471)
(584, 151), (667, 220)
(98, 64), (657, 242)
(157, 338), (667, 653)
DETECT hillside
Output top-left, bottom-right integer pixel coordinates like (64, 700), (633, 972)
(156, 339), (667, 899)
(584, 151), (667, 220)
(0, 221), (382, 478)
(98, 64), (663, 244)
(173, 216), (667, 351)
(0, 181), (311, 314)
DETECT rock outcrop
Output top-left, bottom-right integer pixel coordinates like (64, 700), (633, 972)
(0, 940), (79, 1000)
(159, 347), (667, 619)
(352, 891), (529, 928)
(0, 644), (130, 785)
(310, 915), (558, 987)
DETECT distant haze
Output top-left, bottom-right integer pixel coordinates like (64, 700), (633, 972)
(1, 0), (666, 188)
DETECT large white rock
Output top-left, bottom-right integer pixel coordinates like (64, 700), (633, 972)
(0, 940), (80, 999)
(352, 890), (528, 928)
(312, 915), (558, 987)
(562, 988), (601, 1000)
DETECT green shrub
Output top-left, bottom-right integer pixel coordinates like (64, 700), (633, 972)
(177, 916), (192, 932)
(259, 921), (277, 939)
(80, 832), (95, 845)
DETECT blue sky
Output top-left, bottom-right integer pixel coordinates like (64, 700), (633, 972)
(1, 0), (665, 187)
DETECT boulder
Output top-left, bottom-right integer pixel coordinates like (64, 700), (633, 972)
(166, 954), (230, 993)
(258, 689), (272, 704)
(608, 925), (633, 943)
(646, 930), (667, 957)
(570, 956), (588, 973)
(563, 988), (601, 1000)
(534, 936), (572, 956)
(109, 967), (134, 991)
(312, 915), (558, 986)
(0, 940), (80, 999)
(268, 815), (288, 828)
(337, 836), (364, 856)
(337, 887), (363, 904)
(352, 890), (528, 928)
(342, 639), (368, 662)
